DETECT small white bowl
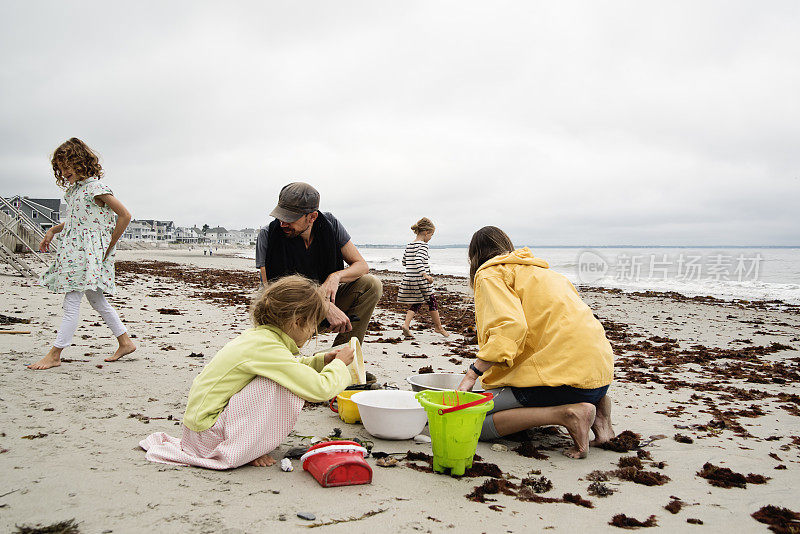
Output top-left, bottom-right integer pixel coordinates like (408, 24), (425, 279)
(350, 390), (428, 440)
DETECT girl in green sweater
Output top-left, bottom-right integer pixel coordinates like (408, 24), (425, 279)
(140, 275), (354, 469)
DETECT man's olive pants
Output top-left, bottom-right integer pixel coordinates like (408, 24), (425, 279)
(331, 274), (383, 346)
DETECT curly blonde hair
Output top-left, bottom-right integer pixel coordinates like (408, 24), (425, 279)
(250, 275), (328, 334)
(411, 217), (435, 235)
(51, 138), (103, 188)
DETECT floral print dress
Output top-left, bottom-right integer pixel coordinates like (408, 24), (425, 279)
(40, 177), (117, 294)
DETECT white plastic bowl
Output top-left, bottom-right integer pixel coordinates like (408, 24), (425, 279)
(350, 390), (428, 440)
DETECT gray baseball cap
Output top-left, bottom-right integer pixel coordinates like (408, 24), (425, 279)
(269, 182), (320, 222)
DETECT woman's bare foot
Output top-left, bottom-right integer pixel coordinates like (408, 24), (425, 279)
(589, 395), (615, 447)
(106, 334), (136, 362)
(401, 326), (414, 338)
(434, 327), (450, 338)
(250, 453), (276, 467)
(28, 347), (63, 370)
(561, 403), (596, 459)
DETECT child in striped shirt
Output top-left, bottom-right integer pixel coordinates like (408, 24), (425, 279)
(397, 218), (448, 338)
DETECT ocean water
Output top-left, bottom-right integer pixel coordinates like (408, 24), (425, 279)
(239, 246), (800, 305)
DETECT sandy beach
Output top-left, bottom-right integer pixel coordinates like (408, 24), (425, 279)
(1, 249), (798, 533)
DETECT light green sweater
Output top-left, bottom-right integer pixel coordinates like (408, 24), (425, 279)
(183, 325), (352, 432)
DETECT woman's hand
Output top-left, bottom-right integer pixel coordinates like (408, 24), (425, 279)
(103, 244), (115, 262)
(326, 346), (355, 366)
(458, 359), (492, 391)
(424, 274), (434, 283)
(39, 231), (53, 252)
(457, 372), (477, 392)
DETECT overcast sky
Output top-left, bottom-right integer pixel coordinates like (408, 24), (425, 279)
(1, 1), (798, 246)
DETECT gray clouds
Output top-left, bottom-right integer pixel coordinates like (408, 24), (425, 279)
(1, 1), (798, 245)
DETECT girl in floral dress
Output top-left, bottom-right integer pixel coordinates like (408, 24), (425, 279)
(29, 138), (136, 370)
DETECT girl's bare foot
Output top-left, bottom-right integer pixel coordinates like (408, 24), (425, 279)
(435, 327), (450, 338)
(561, 403), (596, 459)
(28, 347), (63, 370)
(402, 326), (414, 338)
(106, 334), (136, 362)
(250, 453), (276, 467)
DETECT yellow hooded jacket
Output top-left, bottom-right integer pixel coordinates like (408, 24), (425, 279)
(474, 248), (613, 390)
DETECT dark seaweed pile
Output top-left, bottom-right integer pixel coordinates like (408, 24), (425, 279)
(696, 462), (770, 489)
(751, 505), (800, 533)
(609, 514), (657, 528)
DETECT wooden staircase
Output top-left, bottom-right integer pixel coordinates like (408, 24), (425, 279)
(0, 196), (56, 277)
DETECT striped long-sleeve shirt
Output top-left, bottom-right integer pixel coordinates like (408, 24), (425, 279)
(397, 241), (433, 304)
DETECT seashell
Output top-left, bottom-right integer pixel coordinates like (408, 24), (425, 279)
(280, 458), (293, 472)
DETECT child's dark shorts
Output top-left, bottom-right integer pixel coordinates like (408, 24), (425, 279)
(410, 295), (438, 313)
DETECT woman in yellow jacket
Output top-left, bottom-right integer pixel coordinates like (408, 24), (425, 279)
(458, 227), (615, 459)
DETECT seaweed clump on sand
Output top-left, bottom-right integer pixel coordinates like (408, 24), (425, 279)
(600, 431), (641, 452)
(615, 466), (671, 486)
(751, 505), (800, 533)
(609, 514), (658, 529)
(563, 493), (594, 508)
(467, 480), (593, 508)
(521, 475), (553, 493)
(466, 479), (519, 503)
(13, 519), (81, 534)
(404, 451), (503, 478)
(462, 462), (504, 478)
(618, 456), (643, 469)
(588, 481), (615, 497)
(586, 470), (610, 481)
(696, 462), (770, 489)
(664, 498), (684, 514)
(513, 441), (549, 459)
(0, 313), (31, 325)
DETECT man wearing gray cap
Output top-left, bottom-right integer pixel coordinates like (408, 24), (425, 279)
(255, 182), (383, 346)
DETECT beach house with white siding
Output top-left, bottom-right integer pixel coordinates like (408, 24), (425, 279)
(0, 196), (64, 233)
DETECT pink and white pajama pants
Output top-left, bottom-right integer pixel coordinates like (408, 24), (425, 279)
(140, 376), (305, 470)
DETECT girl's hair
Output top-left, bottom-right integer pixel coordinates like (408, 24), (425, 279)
(51, 138), (103, 188)
(250, 275), (327, 334)
(468, 226), (515, 287)
(411, 217), (435, 234)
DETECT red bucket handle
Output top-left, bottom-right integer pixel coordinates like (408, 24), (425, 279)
(329, 398), (339, 413)
(437, 391), (494, 415)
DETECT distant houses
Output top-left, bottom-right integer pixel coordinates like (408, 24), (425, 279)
(122, 221), (257, 245)
(0, 195), (65, 233)
(123, 219), (175, 241)
(2, 194), (257, 246)
(203, 227), (259, 245)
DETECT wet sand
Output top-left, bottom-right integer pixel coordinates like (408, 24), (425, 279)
(1, 248), (798, 533)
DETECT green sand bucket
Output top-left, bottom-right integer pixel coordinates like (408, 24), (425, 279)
(415, 390), (494, 476)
